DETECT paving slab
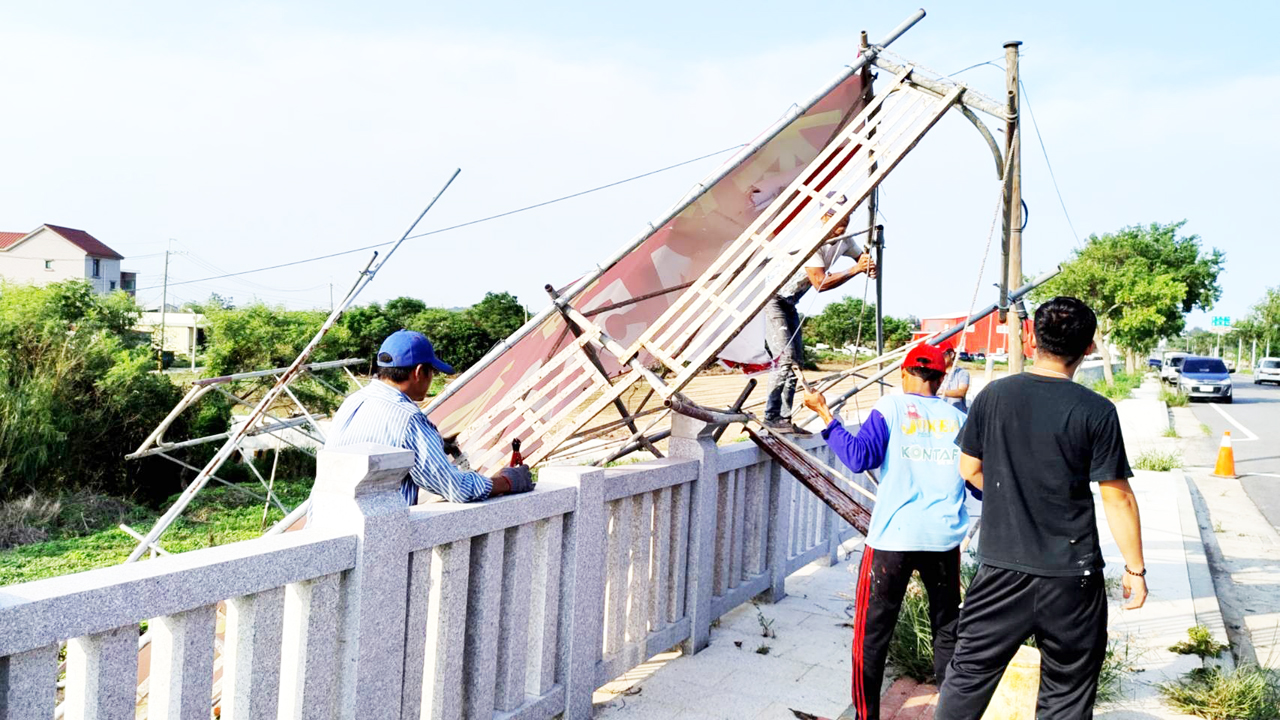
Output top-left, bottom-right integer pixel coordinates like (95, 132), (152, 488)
(594, 537), (864, 719)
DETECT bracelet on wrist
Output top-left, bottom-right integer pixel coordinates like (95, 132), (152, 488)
(1124, 565), (1146, 578)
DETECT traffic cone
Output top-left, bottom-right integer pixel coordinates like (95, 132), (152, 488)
(1212, 431), (1238, 479)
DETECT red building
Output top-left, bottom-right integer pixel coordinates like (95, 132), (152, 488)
(912, 313), (1033, 355)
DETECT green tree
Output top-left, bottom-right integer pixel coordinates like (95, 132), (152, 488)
(384, 297), (427, 328)
(180, 293), (234, 314)
(809, 297), (914, 352)
(337, 303), (395, 364)
(203, 303), (332, 376)
(466, 292), (526, 341)
(1247, 287), (1280, 353)
(810, 297), (873, 349)
(407, 309), (494, 371)
(1039, 221), (1224, 371)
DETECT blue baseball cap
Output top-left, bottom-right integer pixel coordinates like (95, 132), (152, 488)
(377, 330), (454, 374)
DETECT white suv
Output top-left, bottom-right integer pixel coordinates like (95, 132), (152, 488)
(1257, 357), (1280, 385)
(1161, 353), (1188, 384)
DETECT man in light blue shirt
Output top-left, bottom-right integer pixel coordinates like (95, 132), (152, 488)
(804, 343), (971, 720)
(326, 330), (533, 505)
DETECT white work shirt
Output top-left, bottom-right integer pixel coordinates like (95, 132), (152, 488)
(778, 236), (866, 301)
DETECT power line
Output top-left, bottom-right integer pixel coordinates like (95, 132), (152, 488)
(944, 55), (1084, 249)
(1019, 79), (1082, 247)
(948, 57), (1005, 77)
(175, 244), (328, 294)
(138, 144), (746, 291)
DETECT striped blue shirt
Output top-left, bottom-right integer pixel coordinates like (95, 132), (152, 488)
(326, 380), (492, 505)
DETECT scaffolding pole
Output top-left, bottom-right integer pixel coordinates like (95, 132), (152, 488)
(125, 170), (460, 562)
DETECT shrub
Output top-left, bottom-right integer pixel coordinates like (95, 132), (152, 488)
(1135, 449), (1182, 472)
(1161, 386), (1190, 407)
(1160, 666), (1280, 720)
(0, 281), (187, 502)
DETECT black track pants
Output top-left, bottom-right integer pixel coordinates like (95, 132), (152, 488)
(850, 546), (961, 720)
(934, 565), (1108, 720)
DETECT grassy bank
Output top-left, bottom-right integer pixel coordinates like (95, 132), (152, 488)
(0, 478), (313, 586)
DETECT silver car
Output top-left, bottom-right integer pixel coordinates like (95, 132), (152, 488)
(1178, 356), (1233, 402)
(1257, 357), (1280, 385)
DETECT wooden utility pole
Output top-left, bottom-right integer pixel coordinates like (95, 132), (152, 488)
(1004, 41), (1024, 373)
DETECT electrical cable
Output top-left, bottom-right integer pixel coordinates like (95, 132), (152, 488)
(137, 144), (746, 292)
(948, 58), (1005, 77)
(1019, 79), (1082, 247)
(179, 248), (328, 295)
(939, 55), (1082, 249)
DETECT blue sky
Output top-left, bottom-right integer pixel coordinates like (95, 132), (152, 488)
(3, 1), (1276, 331)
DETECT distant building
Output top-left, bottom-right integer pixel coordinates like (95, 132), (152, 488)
(912, 312), (1033, 355)
(136, 310), (207, 357)
(0, 224), (136, 296)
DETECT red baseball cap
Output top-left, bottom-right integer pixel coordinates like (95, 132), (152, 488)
(903, 344), (946, 373)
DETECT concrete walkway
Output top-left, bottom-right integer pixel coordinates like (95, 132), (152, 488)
(593, 536), (866, 719)
(595, 377), (1220, 719)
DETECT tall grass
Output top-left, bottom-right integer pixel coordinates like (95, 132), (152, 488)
(888, 563), (1131, 704)
(1160, 666), (1280, 720)
(1091, 372), (1143, 401)
(1161, 386), (1190, 407)
(1135, 449), (1182, 472)
(887, 564), (977, 682)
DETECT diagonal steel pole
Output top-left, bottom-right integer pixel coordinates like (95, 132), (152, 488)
(126, 169), (462, 562)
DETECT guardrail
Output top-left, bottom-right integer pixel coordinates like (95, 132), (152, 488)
(0, 415), (869, 719)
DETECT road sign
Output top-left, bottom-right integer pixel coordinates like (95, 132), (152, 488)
(1212, 316), (1232, 328)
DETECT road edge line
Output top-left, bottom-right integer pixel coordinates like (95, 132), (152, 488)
(1208, 403), (1259, 442)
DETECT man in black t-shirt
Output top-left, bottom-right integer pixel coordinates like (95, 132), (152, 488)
(935, 297), (1147, 720)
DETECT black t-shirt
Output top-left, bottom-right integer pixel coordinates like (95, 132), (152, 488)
(958, 373), (1132, 577)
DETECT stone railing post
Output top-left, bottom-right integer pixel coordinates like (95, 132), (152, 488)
(823, 506), (842, 566)
(762, 460), (791, 603)
(306, 443), (413, 720)
(546, 466), (607, 720)
(668, 413), (719, 654)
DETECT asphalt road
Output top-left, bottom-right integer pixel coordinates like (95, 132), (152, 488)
(1185, 378), (1280, 528)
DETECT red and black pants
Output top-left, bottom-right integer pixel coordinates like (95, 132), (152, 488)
(851, 546), (962, 720)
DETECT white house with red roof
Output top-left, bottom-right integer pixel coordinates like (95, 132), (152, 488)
(0, 224), (136, 296)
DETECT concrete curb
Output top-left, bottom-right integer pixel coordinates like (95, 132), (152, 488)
(1176, 472), (1236, 671)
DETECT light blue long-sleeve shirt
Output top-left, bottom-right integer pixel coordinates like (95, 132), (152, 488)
(326, 380), (492, 505)
(821, 394), (969, 552)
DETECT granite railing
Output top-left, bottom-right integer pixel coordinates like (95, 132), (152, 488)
(0, 414), (867, 720)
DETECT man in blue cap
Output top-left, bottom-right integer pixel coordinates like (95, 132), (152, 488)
(326, 329), (534, 504)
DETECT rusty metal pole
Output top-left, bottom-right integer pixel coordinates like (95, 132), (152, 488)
(860, 31), (886, 384)
(1005, 41), (1024, 373)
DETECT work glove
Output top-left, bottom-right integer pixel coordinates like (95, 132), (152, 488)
(500, 464), (534, 494)
(441, 435), (472, 471)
